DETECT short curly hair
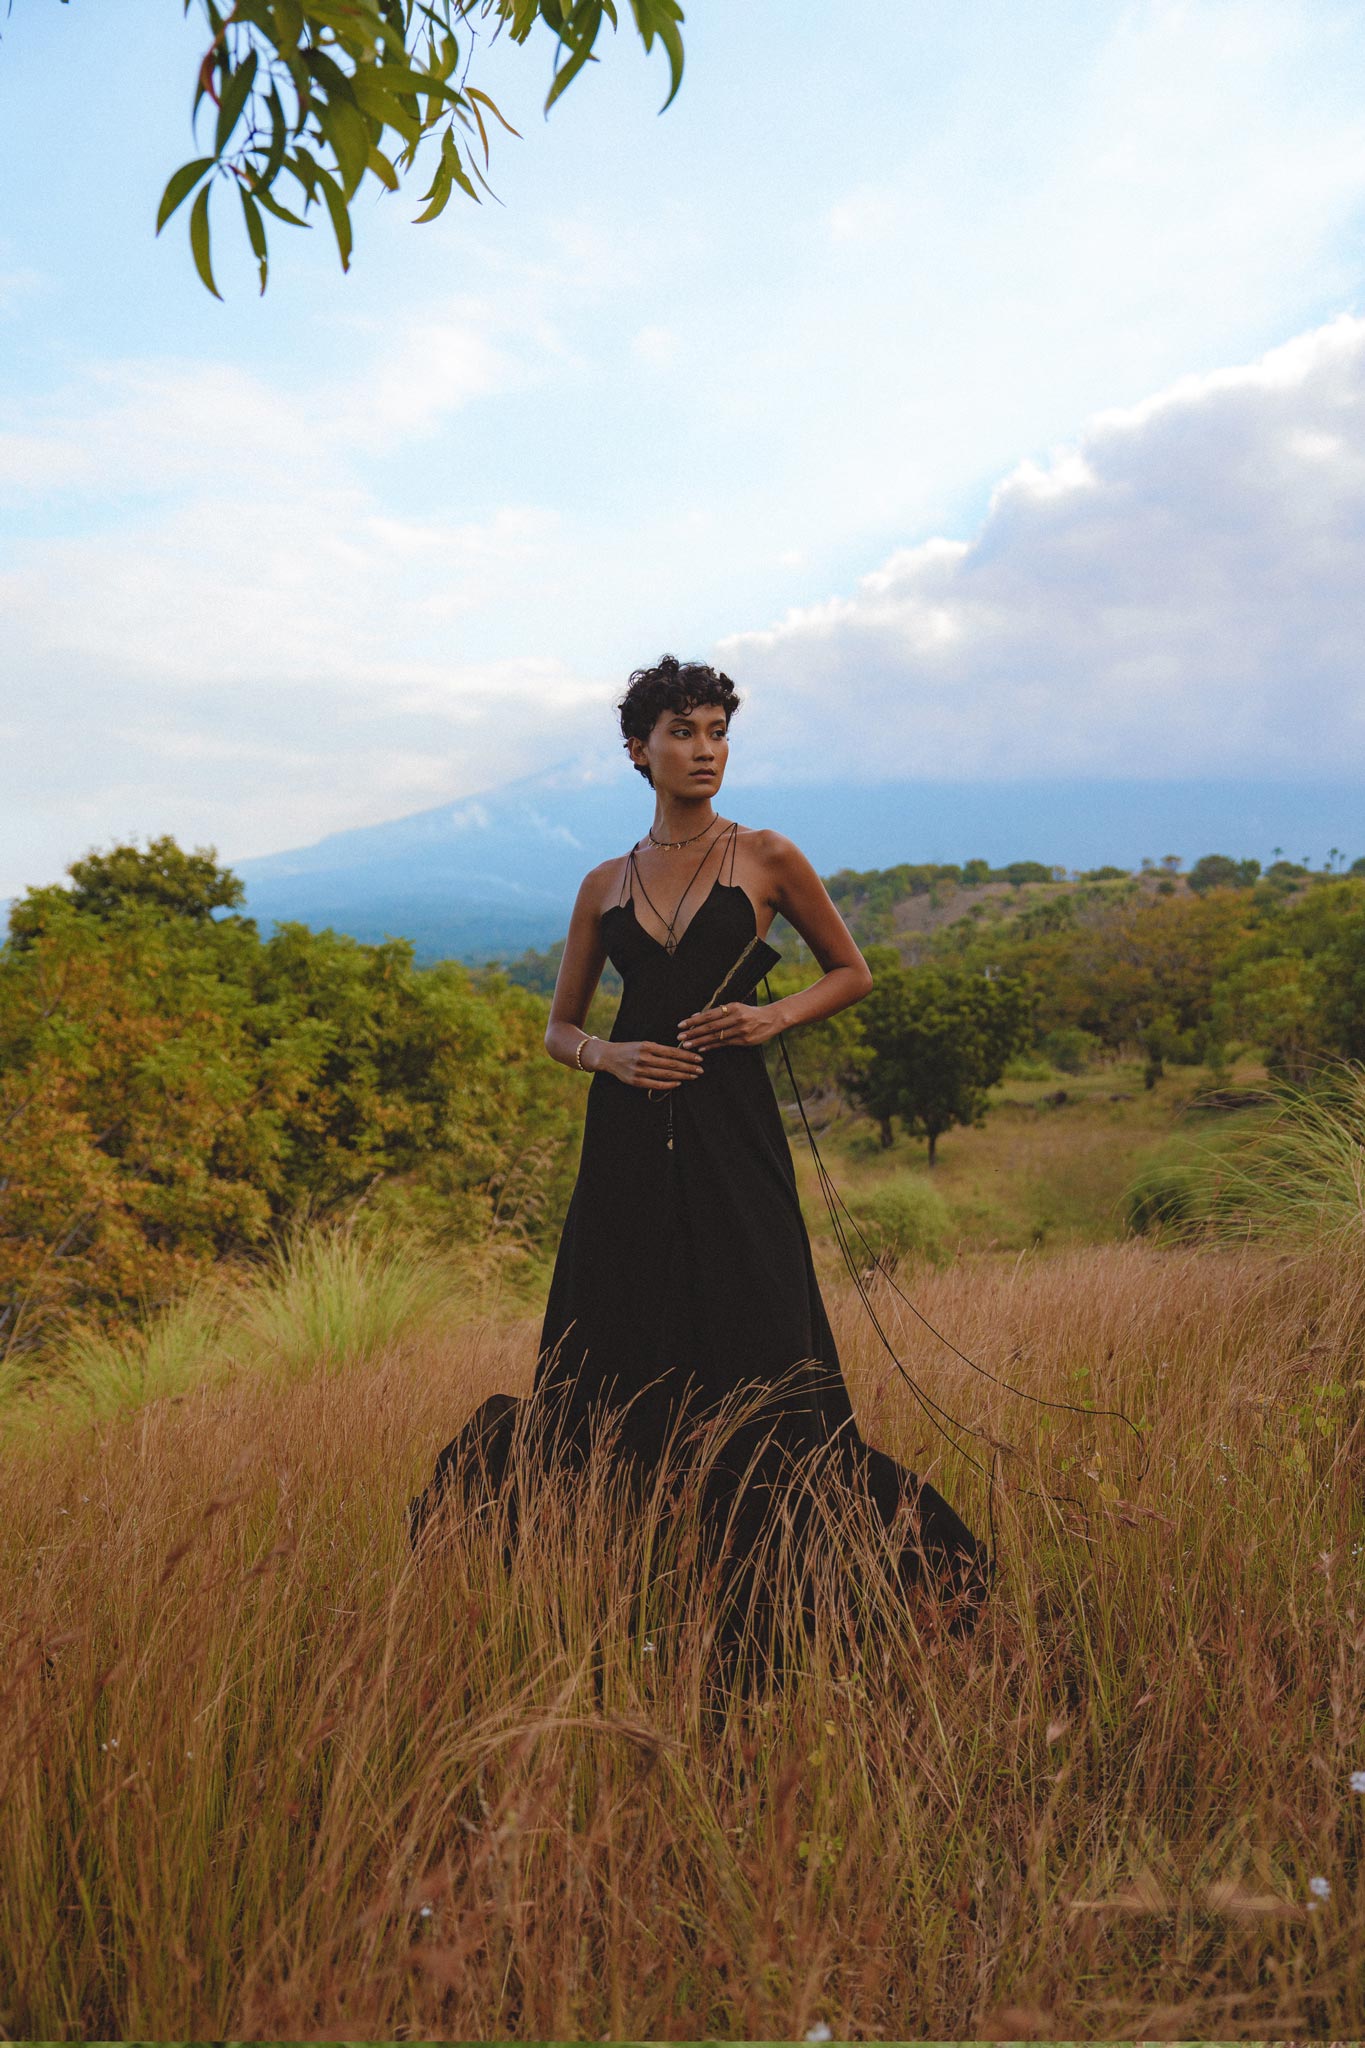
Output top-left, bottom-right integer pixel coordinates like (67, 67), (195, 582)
(617, 655), (741, 785)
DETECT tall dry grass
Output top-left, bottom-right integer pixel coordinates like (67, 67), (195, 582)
(2, 1238), (1364, 2039)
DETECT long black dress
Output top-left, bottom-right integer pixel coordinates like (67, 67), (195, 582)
(410, 821), (991, 1656)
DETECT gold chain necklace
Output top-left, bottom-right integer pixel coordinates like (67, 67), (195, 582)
(647, 813), (721, 850)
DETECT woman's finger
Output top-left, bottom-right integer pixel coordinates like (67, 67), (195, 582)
(644, 1042), (704, 1071)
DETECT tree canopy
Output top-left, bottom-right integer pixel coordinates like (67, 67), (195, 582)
(89, 1), (686, 296)
(847, 948), (1033, 1164)
(0, 838), (590, 1357)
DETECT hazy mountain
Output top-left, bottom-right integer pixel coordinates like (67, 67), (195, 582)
(232, 757), (1365, 963)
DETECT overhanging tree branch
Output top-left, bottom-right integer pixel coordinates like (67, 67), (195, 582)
(140, 0), (686, 295)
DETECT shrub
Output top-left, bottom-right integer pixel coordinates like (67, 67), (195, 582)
(1004, 1054), (1054, 1081)
(1123, 1157), (1209, 1239)
(1038, 1026), (1100, 1075)
(847, 1176), (951, 1266)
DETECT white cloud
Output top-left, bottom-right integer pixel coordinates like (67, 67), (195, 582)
(717, 313), (1365, 779)
(6, 0), (1365, 897)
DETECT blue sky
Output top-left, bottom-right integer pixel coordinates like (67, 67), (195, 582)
(3, 0), (1365, 896)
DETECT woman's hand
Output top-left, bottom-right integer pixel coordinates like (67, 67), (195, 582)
(676, 1000), (778, 1052)
(600, 1038), (706, 1090)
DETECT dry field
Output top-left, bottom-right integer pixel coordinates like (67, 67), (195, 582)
(2, 1235), (1364, 2040)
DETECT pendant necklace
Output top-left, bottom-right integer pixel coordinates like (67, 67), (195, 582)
(649, 814), (716, 850)
(630, 816), (728, 955)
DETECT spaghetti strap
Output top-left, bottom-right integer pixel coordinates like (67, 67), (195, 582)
(725, 818), (739, 887)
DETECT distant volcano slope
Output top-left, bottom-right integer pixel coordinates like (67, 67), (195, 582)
(231, 761), (1364, 964)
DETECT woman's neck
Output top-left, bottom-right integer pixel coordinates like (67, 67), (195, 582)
(648, 798), (719, 845)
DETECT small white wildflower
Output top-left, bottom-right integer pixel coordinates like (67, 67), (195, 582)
(418, 1905), (433, 1919)
(1350, 1770), (1365, 1795)
(1309, 1875), (1331, 1900)
(1217, 1475), (1227, 1484)
(109, 1737), (118, 1749)
(642, 1638), (656, 1655)
(805, 2025), (833, 2042)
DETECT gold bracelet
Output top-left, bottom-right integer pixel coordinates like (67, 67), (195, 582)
(575, 1032), (598, 1071)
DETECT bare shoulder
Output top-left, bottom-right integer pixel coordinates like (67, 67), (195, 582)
(576, 849), (632, 917)
(741, 827), (800, 857)
(739, 826), (812, 880)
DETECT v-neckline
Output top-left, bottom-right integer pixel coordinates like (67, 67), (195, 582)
(614, 878), (759, 958)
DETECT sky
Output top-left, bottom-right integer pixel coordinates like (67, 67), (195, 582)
(2, 0), (1365, 897)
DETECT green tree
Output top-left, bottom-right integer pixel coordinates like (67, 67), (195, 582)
(996, 860), (1055, 886)
(848, 949), (1032, 1164)
(0, 837), (586, 1355)
(1187, 853), (1260, 894)
(128, 0), (686, 295)
(1215, 879), (1365, 1076)
(8, 834), (249, 947)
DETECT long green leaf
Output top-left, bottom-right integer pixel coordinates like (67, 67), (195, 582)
(319, 94), (373, 197)
(214, 48), (258, 157)
(350, 70), (420, 147)
(156, 155), (215, 234)
(370, 61), (457, 101)
(632, 0), (685, 112)
(412, 158), (452, 223)
(251, 182), (309, 228)
(188, 181), (222, 299)
(315, 166), (353, 269)
(466, 85), (522, 139)
(544, 26), (598, 113)
(440, 126), (479, 203)
(366, 143), (399, 191)
(239, 186), (269, 294)
(257, 85), (289, 194)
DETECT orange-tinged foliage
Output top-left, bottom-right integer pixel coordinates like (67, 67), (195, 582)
(1, 857), (584, 1357)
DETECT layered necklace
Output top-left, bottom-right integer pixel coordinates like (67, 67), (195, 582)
(630, 814), (729, 954)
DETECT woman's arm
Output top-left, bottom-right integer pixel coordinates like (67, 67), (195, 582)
(678, 832), (873, 1052)
(543, 868), (613, 1069)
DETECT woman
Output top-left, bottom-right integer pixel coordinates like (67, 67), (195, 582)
(410, 655), (991, 1657)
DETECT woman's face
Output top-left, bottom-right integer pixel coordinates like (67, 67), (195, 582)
(633, 700), (729, 795)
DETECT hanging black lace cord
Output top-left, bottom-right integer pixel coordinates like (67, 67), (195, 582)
(755, 972), (1149, 1583)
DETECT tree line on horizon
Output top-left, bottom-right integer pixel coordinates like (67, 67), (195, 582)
(3, 834), (1364, 1360)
